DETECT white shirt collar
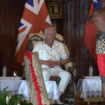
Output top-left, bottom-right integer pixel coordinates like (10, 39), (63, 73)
(43, 40), (58, 49)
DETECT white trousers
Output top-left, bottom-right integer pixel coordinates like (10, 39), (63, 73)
(42, 66), (71, 93)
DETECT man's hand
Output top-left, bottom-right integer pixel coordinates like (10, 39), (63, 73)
(48, 61), (60, 68)
(40, 58), (69, 68)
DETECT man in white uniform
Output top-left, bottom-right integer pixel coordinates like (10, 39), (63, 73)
(33, 26), (71, 103)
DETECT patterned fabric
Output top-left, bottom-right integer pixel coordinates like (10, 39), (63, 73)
(26, 33), (64, 51)
(96, 32), (105, 54)
(86, 90), (102, 97)
(26, 34), (44, 51)
(24, 51), (50, 105)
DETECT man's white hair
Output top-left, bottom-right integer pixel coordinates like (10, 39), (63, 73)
(44, 26), (56, 35)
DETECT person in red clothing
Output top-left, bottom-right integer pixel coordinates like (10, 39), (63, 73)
(92, 8), (105, 98)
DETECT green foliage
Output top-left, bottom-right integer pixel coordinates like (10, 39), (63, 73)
(0, 88), (32, 105)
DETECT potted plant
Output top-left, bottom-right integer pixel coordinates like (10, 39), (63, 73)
(0, 88), (32, 105)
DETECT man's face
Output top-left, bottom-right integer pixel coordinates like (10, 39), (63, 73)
(93, 14), (105, 32)
(45, 29), (56, 47)
(102, 0), (105, 8)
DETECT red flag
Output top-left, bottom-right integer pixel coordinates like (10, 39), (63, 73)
(84, 21), (97, 60)
(16, 0), (51, 64)
(84, 4), (97, 60)
(84, 0), (102, 60)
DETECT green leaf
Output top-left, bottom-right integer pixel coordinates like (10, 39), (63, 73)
(0, 88), (33, 105)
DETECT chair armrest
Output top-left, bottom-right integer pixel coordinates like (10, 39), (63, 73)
(65, 62), (77, 78)
(65, 62), (74, 70)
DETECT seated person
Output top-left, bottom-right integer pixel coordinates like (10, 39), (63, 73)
(92, 8), (105, 98)
(32, 26), (71, 103)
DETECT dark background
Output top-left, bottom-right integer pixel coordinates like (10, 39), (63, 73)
(0, 0), (25, 76)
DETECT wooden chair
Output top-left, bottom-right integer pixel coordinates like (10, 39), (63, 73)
(24, 32), (76, 105)
(26, 32), (71, 85)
